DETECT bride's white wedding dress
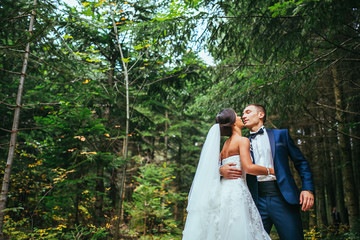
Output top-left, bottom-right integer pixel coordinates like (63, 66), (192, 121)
(182, 124), (270, 240)
(219, 155), (270, 240)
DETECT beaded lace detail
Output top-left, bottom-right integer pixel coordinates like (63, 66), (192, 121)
(183, 154), (270, 240)
(219, 155), (270, 240)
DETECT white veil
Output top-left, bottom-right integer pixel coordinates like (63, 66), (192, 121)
(182, 124), (221, 240)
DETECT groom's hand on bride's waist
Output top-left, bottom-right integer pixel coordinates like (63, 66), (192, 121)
(220, 163), (242, 179)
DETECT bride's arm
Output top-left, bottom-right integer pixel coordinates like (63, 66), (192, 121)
(238, 137), (275, 176)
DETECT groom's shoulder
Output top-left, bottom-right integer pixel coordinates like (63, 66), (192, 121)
(266, 128), (289, 134)
(266, 128), (288, 131)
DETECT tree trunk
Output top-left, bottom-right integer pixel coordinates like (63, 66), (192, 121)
(94, 166), (104, 226)
(320, 121), (336, 225)
(302, 128), (316, 228)
(107, 58), (118, 211)
(313, 138), (327, 226)
(175, 127), (185, 222)
(350, 101), (360, 211)
(332, 143), (348, 224)
(0, 0), (37, 234)
(110, 169), (117, 209)
(164, 110), (168, 161)
(74, 190), (80, 226)
(314, 118), (328, 226)
(110, 5), (130, 239)
(332, 65), (359, 230)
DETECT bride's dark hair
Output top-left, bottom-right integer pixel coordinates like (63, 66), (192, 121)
(215, 108), (236, 136)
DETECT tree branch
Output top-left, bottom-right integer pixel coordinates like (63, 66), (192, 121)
(0, 68), (22, 75)
(208, 15), (303, 19)
(22, 102), (61, 107)
(144, 70), (196, 86)
(315, 102), (360, 116)
(304, 107), (360, 140)
(0, 128), (11, 133)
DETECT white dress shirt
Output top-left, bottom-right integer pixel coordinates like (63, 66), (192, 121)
(250, 126), (276, 182)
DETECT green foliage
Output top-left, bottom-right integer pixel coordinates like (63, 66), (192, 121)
(0, 0), (209, 238)
(2, 215), (109, 240)
(303, 224), (359, 240)
(199, 0), (359, 125)
(125, 163), (186, 237)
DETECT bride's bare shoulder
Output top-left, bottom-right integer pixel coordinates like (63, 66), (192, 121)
(238, 136), (250, 145)
(231, 135), (249, 145)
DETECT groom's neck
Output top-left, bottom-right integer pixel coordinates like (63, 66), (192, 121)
(249, 124), (264, 133)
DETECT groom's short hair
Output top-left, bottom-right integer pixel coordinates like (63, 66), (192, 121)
(246, 104), (267, 123)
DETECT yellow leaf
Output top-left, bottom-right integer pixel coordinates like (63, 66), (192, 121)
(63, 34), (73, 40)
(139, 67), (145, 69)
(80, 151), (97, 155)
(74, 136), (86, 141)
(104, 133), (110, 137)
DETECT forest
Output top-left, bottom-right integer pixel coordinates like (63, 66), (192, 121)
(0, 0), (359, 239)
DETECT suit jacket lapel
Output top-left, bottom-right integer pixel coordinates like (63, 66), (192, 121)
(250, 149), (255, 163)
(266, 129), (275, 160)
(248, 136), (255, 163)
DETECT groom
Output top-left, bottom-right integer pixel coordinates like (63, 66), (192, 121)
(220, 104), (314, 240)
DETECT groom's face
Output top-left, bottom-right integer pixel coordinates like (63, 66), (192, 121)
(242, 105), (262, 129)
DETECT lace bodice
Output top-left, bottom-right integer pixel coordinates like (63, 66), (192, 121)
(222, 155), (241, 168)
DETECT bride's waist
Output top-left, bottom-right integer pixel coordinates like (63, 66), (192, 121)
(221, 177), (246, 182)
(221, 160), (240, 166)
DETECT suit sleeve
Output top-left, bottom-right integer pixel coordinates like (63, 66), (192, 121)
(285, 129), (314, 192)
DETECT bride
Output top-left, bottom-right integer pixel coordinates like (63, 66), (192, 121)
(182, 108), (272, 240)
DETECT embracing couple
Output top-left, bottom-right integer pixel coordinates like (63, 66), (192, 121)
(182, 104), (314, 240)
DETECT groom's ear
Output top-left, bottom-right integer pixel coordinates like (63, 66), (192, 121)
(258, 111), (265, 121)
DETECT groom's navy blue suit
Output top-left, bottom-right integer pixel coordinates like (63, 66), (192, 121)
(247, 129), (314, 240)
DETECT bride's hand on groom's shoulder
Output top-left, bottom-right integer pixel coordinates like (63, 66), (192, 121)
(220, 163), (242, 179)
